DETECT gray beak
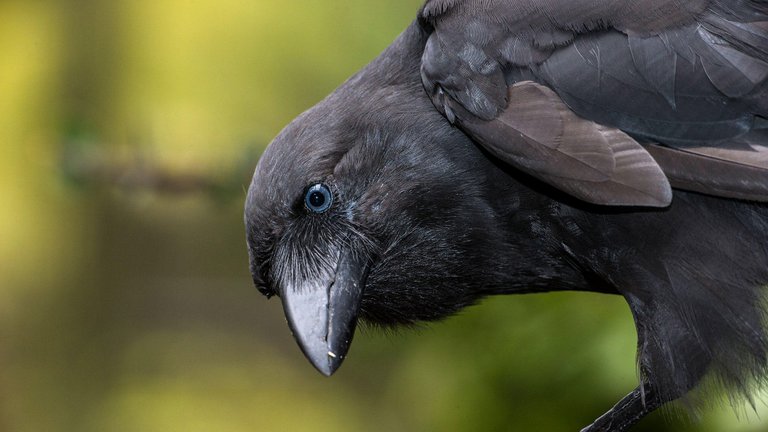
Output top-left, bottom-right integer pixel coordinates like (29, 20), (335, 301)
(279, 249), (368, 376)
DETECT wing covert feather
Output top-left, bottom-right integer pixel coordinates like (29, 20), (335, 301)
(419, 0), (768, 203)
(457, 82), (673, 207)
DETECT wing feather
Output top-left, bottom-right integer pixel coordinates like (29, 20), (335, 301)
(419, 0), (768, 203)
(459, 82), (673, 206)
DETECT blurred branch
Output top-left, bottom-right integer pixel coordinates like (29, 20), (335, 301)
(59, 133), (263, 202)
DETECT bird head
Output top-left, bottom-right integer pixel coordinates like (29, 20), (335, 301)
(245, 101), (498, 375)
(244, 24), (578, 376)
(242, 41), (526, 375)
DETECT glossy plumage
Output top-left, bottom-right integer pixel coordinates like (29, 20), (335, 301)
(420, 0), (768, 205)
(245, 1), (768, 430)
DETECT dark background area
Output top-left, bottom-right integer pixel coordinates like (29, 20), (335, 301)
(1, 1), (766, 430)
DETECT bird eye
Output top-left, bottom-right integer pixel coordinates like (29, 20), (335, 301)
(304, 183), (333, 213)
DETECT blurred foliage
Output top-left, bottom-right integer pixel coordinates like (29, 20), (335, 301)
(1, 1), (767, 431)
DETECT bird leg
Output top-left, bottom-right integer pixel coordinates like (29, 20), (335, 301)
(580, 384), (662, 432)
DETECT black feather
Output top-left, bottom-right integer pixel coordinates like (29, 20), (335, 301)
(246, 2), (768, 431)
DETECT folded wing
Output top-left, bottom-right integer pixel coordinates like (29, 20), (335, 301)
(420, 0), (768, 205)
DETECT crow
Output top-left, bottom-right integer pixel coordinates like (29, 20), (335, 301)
(244, 1), (768, 430)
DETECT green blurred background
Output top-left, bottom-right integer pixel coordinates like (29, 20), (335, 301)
(1, 1), (767, 431)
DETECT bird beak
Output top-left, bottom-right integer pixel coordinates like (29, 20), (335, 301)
(279, 248), (368, 376)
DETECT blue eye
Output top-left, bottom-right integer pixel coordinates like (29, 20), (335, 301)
(304, 183), (333, 213)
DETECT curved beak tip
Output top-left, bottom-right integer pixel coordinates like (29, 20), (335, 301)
(290, 323), (354, 377)
(291, 315), (355, 376)
(310, 351), (344, 377)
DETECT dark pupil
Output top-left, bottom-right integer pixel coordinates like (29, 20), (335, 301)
(309, 191), (326, 208)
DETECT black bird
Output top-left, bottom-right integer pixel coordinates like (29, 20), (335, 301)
(244, 1), (768, 430)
